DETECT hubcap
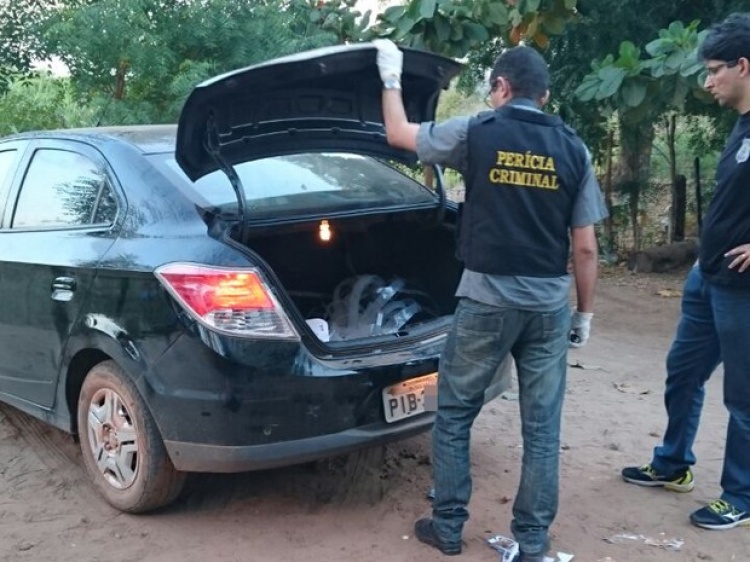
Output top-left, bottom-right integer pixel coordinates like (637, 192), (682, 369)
(86, 388), (139, 489)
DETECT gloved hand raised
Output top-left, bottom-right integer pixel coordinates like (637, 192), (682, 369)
(372, 39), (403, 85)
(570, 311), (593, 348)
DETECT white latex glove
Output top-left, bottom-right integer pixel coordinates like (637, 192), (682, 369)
(372, 39), (403, 84)
(570, 311), (593, 348)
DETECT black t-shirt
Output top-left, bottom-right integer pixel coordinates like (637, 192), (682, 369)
(699, 112), (750, 289)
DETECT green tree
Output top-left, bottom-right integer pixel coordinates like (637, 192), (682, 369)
(287, 0), (373, 43)
(0, 0), (52, 73)
(0, 70), (95, 134)
(368, 0), (579, 91)
(544, 1), (746, 252)
(372, 0), (578, 56)
(574, 21), (710, 247)
(41, 0), (345, 124)
(27, 0), (577, 124)
(546, 1), (746, 148)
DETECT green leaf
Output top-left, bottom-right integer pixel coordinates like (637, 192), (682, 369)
(672, 80), (692, 104)
(450, 20), (464, 41)
(396, 16), (415, 37)
(621, 78), (647, 107)
(679, 57), (702, 77)
(357, 11), (371, 32)
(406, 0), (422, 20)
(664, 50), (684, 72)
(522, 0), (542, 13)
(458, 37), (472, 56)
(381, 5), (406, 23)
(433, 14), (451, 43)
(671, 80), (689, 107)
(574, 75), (601, 102)
(596, 66), (627, 99)
(463, 22), (489, 42)
(542, 14), (566, 35)
(486, 2), (509, 26)
(645, 38), (668, 57)
(564, 0), (577, 9)
(510, 8), (523, 27)
(667, 20), (685, 35)
(618, 41), (640, 64)
(419, 0), (437, 19)
(596, 54), (615, 69)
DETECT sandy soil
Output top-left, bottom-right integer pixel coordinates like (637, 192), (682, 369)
(1, 266), (748, 562)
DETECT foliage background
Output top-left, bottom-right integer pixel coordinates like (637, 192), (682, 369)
(0, 0), (745, 254)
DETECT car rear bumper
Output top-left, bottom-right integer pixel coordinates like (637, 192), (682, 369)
(163, 412), (434, 472)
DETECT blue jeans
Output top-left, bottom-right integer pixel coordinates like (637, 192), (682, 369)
(652, 265), (750, 511)
(431, 298), (570, 555)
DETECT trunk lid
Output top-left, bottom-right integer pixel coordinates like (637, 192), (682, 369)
(175, 42), (462, 181)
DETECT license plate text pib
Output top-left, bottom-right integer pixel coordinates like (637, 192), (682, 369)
(382, 373), (437, 423)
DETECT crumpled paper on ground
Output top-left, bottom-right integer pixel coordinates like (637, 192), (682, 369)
(604, 532), (684, 551)
(487, 534), (574, 562)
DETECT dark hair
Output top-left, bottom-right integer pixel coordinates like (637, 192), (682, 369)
(489, 46), (549, 100)
(699, 12), (750, 62)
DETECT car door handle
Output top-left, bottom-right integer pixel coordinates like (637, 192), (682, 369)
(52, 276), (77, 302)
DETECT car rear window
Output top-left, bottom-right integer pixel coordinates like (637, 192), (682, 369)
(149, 152), (436, 218)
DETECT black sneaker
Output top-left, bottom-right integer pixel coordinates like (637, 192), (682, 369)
(621, 463), (694, 492)
(414, 518), (462, 555)
(690, 499), (750, 530)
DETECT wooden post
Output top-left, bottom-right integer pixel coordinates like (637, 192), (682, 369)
(674, 174), (686, 241)
(694, 157), (703, 235)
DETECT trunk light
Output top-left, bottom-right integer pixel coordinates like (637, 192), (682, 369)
(155, 263), (299, 340)
(319, 220), (332, 242)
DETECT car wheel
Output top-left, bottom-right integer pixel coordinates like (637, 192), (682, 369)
(77, 360), (186, 513)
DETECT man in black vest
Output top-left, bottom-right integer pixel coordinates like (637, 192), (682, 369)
(622, 13), (750, 531)
(374, 41), (606, 561)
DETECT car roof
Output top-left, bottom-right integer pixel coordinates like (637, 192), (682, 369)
(7, 124), (177, 154)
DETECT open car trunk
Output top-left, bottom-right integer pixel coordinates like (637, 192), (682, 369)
(232, 208), (461, 344)
(227, 208), (512, 401)
(175, 42), (467, 345)
(175, 42), (512, 399)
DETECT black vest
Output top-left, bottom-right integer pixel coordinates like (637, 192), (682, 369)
(458, 105), (588, 277)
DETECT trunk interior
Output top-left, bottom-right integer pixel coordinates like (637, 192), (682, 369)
(236, 209), (462, 342)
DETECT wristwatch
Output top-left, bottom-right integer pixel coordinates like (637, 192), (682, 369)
(383, 78), (402, 90)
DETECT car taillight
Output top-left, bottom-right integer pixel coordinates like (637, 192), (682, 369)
(155, 263), (299, 340)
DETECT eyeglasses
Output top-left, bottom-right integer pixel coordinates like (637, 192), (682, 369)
(705, 60), (739, 76)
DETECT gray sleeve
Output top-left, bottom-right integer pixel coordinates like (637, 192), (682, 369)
(415, 116), (471, 174)
(571, 148), (608, 227)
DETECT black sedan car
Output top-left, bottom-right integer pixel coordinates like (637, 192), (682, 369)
(0, 43), (510, 512)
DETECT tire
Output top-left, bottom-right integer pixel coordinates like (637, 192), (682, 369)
(77, 360), (186, 513)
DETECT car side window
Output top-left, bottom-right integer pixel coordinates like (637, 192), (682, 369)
(12, 148), (117, 229)
(0, 149), (17, 215)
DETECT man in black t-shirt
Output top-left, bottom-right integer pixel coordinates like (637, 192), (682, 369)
(622, 13), (750, 531)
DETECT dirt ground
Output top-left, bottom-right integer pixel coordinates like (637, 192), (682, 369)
(1, 265), (749, 562)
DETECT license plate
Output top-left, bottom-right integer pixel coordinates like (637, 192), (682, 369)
(382, 373), (437, 423)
